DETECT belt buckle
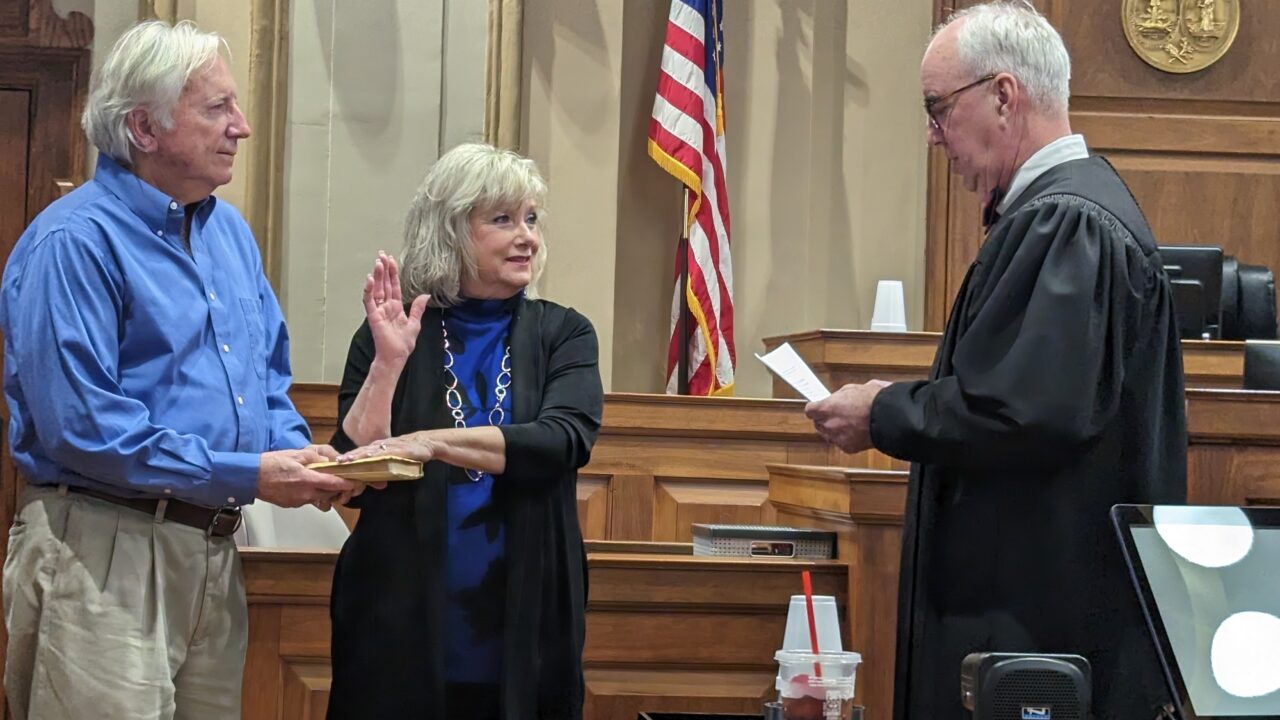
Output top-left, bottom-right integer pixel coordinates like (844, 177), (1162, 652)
(207, 506), (243, 538)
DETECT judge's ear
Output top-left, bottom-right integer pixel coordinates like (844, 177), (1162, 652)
(995, 74), (1017, 117)
(125, 107), (160, 155)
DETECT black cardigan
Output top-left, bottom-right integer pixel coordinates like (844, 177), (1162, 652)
(325, 298), (603, 720)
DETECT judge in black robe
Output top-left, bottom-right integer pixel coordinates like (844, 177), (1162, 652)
(805, 5), (1186, 719)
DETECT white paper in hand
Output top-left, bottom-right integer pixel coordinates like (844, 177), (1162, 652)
(755, 343), (831, 401)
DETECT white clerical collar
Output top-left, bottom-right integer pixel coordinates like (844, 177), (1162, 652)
(996, 133), (1089, 215)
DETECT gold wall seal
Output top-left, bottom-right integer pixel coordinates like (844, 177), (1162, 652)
(1123, 0), (1240, 74)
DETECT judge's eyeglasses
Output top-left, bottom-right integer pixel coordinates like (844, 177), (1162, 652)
(924, 74), (997, 137)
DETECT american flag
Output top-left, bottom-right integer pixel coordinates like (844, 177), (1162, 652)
(647, 0), (735, 396)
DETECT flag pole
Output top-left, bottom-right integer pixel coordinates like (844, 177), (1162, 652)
(677, 187), (691, 394)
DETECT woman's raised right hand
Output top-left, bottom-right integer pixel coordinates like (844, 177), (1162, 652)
(363, 251), (430, 366)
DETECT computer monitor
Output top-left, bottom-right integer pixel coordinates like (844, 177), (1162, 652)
(1112, 504), (1280, 719)
(1243, 341), (1280, 391)
(1161, 246), (1224, 340)
(1171, 280), (1207, 341)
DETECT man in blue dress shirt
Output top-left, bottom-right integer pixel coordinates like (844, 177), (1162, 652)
(0, 20), (356, 719)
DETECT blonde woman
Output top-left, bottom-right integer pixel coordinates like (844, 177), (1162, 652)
(326, 143), (602, 720)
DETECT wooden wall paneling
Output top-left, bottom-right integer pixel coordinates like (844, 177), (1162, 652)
(240, 549), (336, 719)
(1186, 389), (1280, 505)
(606, 473), (656, 541)
(7, 0), (91, 49)
(590, 437), (792, 483)
(281, 661), (330, 720)
(0, 0), (26, 38)
(584, 552), (847, 720)
(761, 330), (1247, 395)
(243, 604), (283, 720)
(279, 605), (331, 658)
(236, 547), (848, 720)
(577, 474), (612, 540)
(0, 49), (88, 221)
(586, 393), (828, 542)
(1051, 7), (1280, 103)
(784, 440), (833, 469)
(651, 478), (773, 542)
(584, 669), (775, 720)
(924, 145), (952, 330)
(0, 94), (29, 677)
(1187, 444), (1280, 507)
(0, 89), (28, 256)
(289, 383), (339, 443)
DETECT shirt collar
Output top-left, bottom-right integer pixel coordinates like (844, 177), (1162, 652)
(996, 133), (1089, 215)
(93, 154), (216, 236)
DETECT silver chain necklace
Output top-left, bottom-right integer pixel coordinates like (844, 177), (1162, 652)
(442, 315), (511, 482)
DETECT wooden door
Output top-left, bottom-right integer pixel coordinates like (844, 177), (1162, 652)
(0, 86), (29, 699)
(0, 1), (92, 714)
(925, 0), (1280, 330)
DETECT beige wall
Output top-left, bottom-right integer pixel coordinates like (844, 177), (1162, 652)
(523, 0), (930, 397)
(281, 0), (487, 382)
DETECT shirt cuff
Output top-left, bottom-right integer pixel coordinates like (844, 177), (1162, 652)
(209, 451), (261, 506)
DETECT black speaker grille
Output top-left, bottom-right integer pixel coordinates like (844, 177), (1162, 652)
(991, 669), (1084, 720)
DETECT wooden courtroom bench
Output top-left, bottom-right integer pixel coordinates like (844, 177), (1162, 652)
(240, 543), (848, 720)
(762, 329), (1246, 392)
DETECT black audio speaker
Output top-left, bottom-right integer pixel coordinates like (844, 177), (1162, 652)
(961, 652), (1091, 720)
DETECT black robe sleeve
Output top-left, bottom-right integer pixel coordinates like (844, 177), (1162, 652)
(498, 308), (603, 486)
(870, 197), (1149, 471)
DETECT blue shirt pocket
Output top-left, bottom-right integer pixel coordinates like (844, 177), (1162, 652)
(239, 296), (268, 379)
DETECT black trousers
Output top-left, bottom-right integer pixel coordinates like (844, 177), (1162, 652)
(444, 682), (501, 720)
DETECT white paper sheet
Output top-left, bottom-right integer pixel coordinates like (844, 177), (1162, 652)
(755, 342), (831, 402)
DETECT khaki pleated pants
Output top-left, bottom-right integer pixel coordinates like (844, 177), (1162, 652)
(3, 485), (246, 720)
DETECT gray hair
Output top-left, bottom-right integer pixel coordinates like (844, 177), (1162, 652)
(939, 1), (1071, 113)
(82, 20), (227, 163)
(400, 143), (549, 307)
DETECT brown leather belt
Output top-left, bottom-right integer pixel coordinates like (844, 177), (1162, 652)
(63, 485), (242, 538)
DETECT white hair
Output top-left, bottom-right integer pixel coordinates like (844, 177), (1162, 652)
(81, 20), (227, 163)
(939, 1), (1071, 113)
(400, 143), (549, 307)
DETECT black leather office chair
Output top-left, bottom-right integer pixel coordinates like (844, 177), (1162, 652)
(1221, 256), (1278, 340)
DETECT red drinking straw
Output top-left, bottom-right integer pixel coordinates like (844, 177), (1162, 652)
(801, 570), (824, 679)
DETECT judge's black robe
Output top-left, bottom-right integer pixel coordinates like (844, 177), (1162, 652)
(871, 157), (1186, 720)
(324, 298), (602, 720)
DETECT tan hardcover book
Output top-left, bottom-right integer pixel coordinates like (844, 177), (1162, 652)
(307, 455), (423, 482)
